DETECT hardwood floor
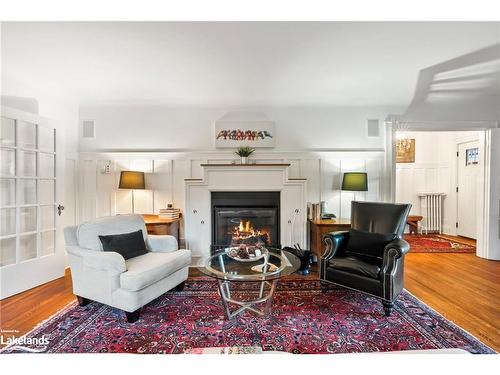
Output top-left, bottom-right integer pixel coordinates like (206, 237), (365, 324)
(1, 254), (499, 351)
(0, 268), (75, 347)
(404, 253), (500, 351)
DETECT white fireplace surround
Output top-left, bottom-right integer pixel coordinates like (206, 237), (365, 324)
(184, 164), (307, 258)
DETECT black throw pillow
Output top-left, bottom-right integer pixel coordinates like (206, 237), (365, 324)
(346, 228), (396, 258)
(99, 229), (148, 260)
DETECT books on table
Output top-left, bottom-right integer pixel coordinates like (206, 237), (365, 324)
(158, 208), (181, 219)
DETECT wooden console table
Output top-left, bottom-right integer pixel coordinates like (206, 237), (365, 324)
(309, 218), (351, 259)
(142, 215), (181, 242)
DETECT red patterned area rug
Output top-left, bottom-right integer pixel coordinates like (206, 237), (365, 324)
(0, 279), (493, 354)
(405, 234), (476, 253)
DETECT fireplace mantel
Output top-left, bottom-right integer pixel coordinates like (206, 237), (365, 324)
(184, 163), (307, 258)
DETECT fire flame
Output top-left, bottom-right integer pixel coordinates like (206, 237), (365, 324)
(232, 219), (270, 243)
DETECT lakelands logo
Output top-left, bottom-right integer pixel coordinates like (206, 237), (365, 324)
(1, 333), (49, 353)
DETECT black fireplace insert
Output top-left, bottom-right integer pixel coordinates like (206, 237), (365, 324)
(211, 191), (280, 253)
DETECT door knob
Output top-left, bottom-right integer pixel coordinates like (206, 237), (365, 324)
(57, 205), (65, 216)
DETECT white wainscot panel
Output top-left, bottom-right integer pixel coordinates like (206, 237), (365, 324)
(286, 159), (301, 178)
(115, 159), (131, 172)
(172, 159), (188, 208)
(113, 160), (132, 214)
(254, 158), (285, 164)
(96, 160), (115, 217)
(438, 166), (452, 194)
(300, 159), (320, 203)
(189, 159), (205, 179)
(413, 167), (427, 193)
(425, 167), (439, 192)
(206, 158), (234, 164)
(395, 166), (418, 214)
(320, 159), (341, 217)
(365, 158), (381, 202)
(340, 159), (366, 219)
(208, 169), (285, 191)
(184, 185), (211, 257)
(130, 159), (154, 213)
(115, 190), (132, 214)
(133, 189), (154, 214)
(152, 159), (173, 213)
(130, 159), (153, 173)
(281, 185), (307, 248)
(80, 159), (97, 222)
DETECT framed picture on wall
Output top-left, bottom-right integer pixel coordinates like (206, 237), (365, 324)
(214, 121), (275, 148)
(396, 139), (415, 163)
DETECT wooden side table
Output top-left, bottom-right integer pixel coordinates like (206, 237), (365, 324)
(407, 215), (423, 234)
(309, 218), (351, 259)
(142, 215), (181, 242)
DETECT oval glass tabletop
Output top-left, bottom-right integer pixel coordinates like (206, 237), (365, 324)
(198, 248), (301, 281)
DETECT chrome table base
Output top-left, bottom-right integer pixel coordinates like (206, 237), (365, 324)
(217, 279), (278, 319)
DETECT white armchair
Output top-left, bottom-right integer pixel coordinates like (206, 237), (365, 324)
(64, 214), (191, 322)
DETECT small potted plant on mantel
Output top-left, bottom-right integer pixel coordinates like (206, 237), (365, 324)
(235, 146), (255, 165)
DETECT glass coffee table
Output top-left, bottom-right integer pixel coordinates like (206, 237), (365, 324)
(198, 248), (300, 319)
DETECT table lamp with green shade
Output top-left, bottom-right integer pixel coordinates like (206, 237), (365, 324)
(119, 170), (145, 213)
(342, 171), (368, 202)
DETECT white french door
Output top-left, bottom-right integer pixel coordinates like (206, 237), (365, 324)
(457, 141), (479, 239)
(0, 107), (66, 299)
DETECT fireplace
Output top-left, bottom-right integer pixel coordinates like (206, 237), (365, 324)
(211, 191), (280, 253)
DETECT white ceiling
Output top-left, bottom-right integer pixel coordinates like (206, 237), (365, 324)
(1, 22), (499, 107)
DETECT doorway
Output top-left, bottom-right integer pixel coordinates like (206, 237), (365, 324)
(394, 130), (483, 254)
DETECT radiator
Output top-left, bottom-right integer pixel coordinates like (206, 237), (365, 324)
(417, 193), (446, 234)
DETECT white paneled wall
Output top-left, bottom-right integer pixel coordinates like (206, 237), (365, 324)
(79, 151), (386, 242)
(91, 159), (173, 218)
(396, 163), (453, 232)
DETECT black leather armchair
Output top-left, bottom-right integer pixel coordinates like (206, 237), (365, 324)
(320, 201), (411, 316)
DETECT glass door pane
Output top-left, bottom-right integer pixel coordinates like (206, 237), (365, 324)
(19, 234), (37, 261)
(0, 208), (16, 236)
(0, 237), (16, 266)
(39, 179), (55, 204)
(40, 205), (55, 230)
(18, 150), (37, 177)
(39, 153), (55, 178)
(0, 178), (16, 207)
(0, 117), (16, 146)
(19, 206), (37, 233)
(19, 179), (37, 205)
(18, 121), (37, 149)
(40, 231), (55, 256)
(0, 148), (16, 176)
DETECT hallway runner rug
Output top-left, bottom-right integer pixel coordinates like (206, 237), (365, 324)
(405, 234), (476, 253)
(0, 279), (493, 354)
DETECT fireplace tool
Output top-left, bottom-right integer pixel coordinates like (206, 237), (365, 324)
(283, 243), (312, 275)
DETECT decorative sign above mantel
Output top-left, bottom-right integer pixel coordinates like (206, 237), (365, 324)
(214, 120), (275, 148)
(200, 163), (290, 167)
